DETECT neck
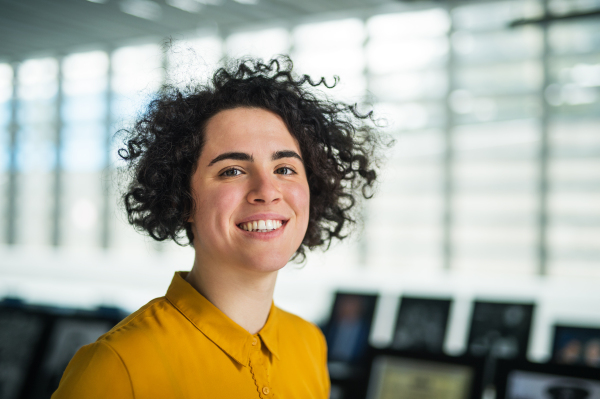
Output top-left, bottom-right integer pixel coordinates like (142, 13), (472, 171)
(185, 255), (278, 335)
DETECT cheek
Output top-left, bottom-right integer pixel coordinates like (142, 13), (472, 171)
(288, 182), (310, 225)
(194, 185), (245, 226)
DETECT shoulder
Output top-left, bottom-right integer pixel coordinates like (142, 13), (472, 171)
(96, 296), (179, 350)
(52, 340), (132, 398)
(272, 306), (330, 396)
(275, 306), (326, 345)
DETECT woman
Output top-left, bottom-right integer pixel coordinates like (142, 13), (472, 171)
(52, 56), (382, 399)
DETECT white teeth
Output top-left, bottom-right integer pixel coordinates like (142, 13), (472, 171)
(240, 219), (284, 232)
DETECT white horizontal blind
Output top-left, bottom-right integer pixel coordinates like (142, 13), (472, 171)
(110, 44), (165, 251)
(226, 28), (290, 61)
(0, 1), (599, 279)
(0, 64), (12, 244)
(15, 58), (59, 247)
(546, 14), (600, 277)
(60, 51), (109, 249)
(364, 9), (450, 271)
(292, 19), (367, 103)
(449, 1), (544, 275)
(167, 36), (222, 89)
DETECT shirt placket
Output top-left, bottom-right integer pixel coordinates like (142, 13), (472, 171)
(248, 335), (273, 399)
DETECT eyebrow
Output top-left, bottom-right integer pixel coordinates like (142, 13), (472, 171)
(208, 152), (253, 166)
(272, 150), (303, 162)
(208, 150), (302, 166)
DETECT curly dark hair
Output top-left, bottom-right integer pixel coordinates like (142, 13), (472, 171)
(119, 56), (385, 260)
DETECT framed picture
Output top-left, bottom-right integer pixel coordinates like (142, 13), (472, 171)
(467, 301), (535, 359)
(25, 316), (114, 398)
(391, 296), (452, 353)
(0, 306), (48, 399)
(552, 325), (600, 368)
(365, 349), (484, 399)
(495, 359), (600, 399)
(324, 292), (379, 364)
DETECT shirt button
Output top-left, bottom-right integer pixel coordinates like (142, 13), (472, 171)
(252, 338), (258, 346)
(262, 387), (270, 395)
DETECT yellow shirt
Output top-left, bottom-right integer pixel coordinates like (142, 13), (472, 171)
(52, 272), (330, 399)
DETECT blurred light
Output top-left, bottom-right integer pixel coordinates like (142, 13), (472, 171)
(0, 64), (12, 102)
(453, 120), (540, 152)
(0, 63), (12, 82)
(0, 102), (9, 127)
(549, 23), (596, 54)
(367, 8), (450, 39)
(452, 2), (527, 31)
(112, 73), (162, 94)
(473, 98), (497, 122)
(226, 28), (290, 60)
(63, 51), (109, 80)
(17, 58), (58, 100)
(165, 0), (202, 12)
(293, 19), (365, 50)
(455, 161), (537, 182)
(545, 83), (562, 106)
(387, 129), (445, 159)
(119, 0), (162, 21)
(233, 0), (258, 4)
(451, 31), (475, 55)
(167, 36), (222, 87)
(15, 129), (57, 172)
(17, 83), (58, 101)
(449, 90), (473, 114)
(373, 102), (429, 132)
(71, 199), (98, 230)
(112, 45), (162, 73)
(549, 0), (600, 15)
(292, 19), (366, 103)
(550, 159), (600, 182)
(562, 83), (597, 105)
(194, 0), (222, 5)
(549, 193), (600, 215)
(87, 0), (108, 3)
(63, 79), (107, 97)
(572, 63), (600, 87)
(18, 58), (58, 86)
(112, 44), (163, 94)
(293, 49), (365, 77)
(367, 39), (448, 74)
(62, 96), (107, 122)
(370, 71), (447, 102)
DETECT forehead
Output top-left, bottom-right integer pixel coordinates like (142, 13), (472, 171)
(202, 107), (300, 156)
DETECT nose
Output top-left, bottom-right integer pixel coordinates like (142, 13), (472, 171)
(247, 171), (281, 204)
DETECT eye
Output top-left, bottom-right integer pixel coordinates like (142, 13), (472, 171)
(220, 168), (243, 177)
(276, 166), (296, 175)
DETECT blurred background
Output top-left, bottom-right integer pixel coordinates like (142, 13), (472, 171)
(1, 0), (600, 398)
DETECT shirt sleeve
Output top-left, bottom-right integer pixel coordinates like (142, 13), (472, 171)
(51, 340), (133, 399)
(317, 326), (331, 398)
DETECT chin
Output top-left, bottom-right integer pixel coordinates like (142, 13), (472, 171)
(240, 252), (292, 273)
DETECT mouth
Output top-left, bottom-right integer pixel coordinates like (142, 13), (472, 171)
(237, 219), (287, 233)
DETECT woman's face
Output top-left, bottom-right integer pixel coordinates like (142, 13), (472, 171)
(189, 107), (310, 273)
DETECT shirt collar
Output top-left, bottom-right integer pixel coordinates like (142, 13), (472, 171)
(165, 272), (280, 366)
(258, 301), (280, 360)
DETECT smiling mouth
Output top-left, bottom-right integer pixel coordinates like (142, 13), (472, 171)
(238, 219), (286, 233)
